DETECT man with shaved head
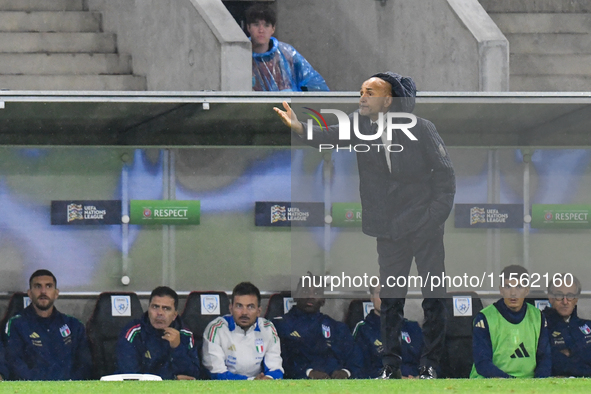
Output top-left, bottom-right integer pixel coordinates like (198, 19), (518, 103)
(275, 72), (455, 379)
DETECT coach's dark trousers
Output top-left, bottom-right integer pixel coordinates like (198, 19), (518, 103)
(378, 226), (447, 370)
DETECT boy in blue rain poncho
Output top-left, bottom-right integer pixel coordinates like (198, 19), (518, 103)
(245, 4), (329, 92)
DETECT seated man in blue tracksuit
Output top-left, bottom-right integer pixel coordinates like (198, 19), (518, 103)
(353, 285), (423, 378)
(117, 286), (200, 380)
(544, 273), (591, 377)
(273, 274), (363, 379)
(471, 265), (551, 378)
(5, 269), (92, 380)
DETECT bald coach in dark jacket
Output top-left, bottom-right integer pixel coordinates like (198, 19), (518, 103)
(274, 72), (455, 379)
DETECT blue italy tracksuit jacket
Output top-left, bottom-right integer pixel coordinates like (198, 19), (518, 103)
(5, 305), (92, 380)
(544, 306), (591, 377)
(273, 307), (363, 378)
(116, 312), (200, 379)
(353, 311), (422, 377)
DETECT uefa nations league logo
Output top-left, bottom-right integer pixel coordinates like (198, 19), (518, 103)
(67, 204), (83, 222)
(270, 205), (287, 223)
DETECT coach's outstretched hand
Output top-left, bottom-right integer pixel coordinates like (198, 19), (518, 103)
(273, 101), (304, 136)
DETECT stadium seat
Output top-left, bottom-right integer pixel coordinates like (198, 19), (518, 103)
(181, 291), (230, 343)
(525, 292), (551, 311)
(440, 292), (484, 378)
(264, 291), (293, 320)
(0, 292), (30, 343)
(181, 291), (230, 380)
(86, 292), (144, 379)
(344, 298), (372, 333)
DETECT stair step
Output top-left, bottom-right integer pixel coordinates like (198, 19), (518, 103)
(505, 33), (591, 55)
(0, 12), (101, 32)
(480, 0), (591, 13)
(0, 2), (145, 91)
(0, 75), (146, 91)
(0, 0), (84, 11)
(491, 13), (591, 33)
(0, 32), (116, 53)
(511, 74), (591, 91)
(511, 54), (591, 75)
(0, 53), (132, 75)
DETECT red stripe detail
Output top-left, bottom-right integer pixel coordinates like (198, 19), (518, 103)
(208, 320), (224, 342)
(304, 107), (328, 130)
(125, 324), (141, 339)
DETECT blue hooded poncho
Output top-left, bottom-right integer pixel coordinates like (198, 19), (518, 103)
(252, 37), (329, 92)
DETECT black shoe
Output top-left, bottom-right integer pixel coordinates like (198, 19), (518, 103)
(375, 365), (402, 379)
(419, 365), (437, 379)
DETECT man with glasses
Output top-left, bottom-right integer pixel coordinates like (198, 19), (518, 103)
(544, 273), (591, 377)
(202, 282), (283, 380)
(470, 265), (551, 378)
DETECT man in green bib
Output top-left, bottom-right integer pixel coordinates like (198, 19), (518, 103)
(470, 265), (551, 378)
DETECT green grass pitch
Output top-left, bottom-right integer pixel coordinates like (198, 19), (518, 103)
(2, 378), (590, 394)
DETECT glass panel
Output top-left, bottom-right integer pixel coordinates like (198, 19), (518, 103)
(0, 95), (589, 296)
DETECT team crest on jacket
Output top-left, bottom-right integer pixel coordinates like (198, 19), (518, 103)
(401, 331), (411, 344)
(60, 324), (71, 338)
(580, 324), (591, 335)
(255, 338), (264, 353)
(322, 324), (331, 339)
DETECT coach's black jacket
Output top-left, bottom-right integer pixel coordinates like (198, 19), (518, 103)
(297, 111), (455, 239)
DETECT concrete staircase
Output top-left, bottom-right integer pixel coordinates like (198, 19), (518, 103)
(0, 0), (146, 90)
(480, 0), (591, 91)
